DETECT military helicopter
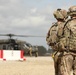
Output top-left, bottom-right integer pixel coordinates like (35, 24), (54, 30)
(0, 34), (45, 57)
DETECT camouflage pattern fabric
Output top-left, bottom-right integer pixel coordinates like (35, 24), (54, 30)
(51, 21), (67, 75)
(57, 52), (76, 75)
(46, 22), (58, 47)
(46, 21), (67, 75)
(46, 8), (68, 75)
(57, 17), (76, 75)
(63, 18), (76, 50)
(57, 21), (65, 38)
(55, 21), (66, 50)
(53, 9), (67, 20)
(53, 52), (61, 75)
(29, 47), (32, 56)
(68, 5), (76, 16)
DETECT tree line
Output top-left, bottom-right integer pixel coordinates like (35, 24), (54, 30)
(37, 46), (53, 56)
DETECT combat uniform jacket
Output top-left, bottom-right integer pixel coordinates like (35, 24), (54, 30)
(46, 22), (58, 50)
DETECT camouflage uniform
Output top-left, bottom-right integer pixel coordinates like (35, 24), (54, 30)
(46, 9), (68, 75)
(46, 22), (58, 48)
(60, 6), (76, 75)
(29, 46), (32, 56)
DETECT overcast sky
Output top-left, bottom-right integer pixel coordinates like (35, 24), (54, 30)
(0, 0), (76, 49)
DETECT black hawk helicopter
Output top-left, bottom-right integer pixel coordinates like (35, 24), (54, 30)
(0, 34), (45, 57)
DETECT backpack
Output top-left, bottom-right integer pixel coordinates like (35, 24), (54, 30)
(62, 18), (76, 50)
(46, 23), (58, 46)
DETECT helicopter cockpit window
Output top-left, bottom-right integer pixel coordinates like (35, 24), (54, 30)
(24, 44), (29, 49)
(14, 44), (19, 50)
(25, 43), (32, 47)
(25, 43), (29, 47)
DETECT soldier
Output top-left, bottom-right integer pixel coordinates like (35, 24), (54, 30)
(29, 46), (32, 56)
(60, 6), (76, 75)
(46, 9), (68, 75)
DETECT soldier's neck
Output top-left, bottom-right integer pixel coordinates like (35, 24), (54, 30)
(71, 15), (76, 19)
(57, 19), (65, 22)
(72, 17), (76, 19)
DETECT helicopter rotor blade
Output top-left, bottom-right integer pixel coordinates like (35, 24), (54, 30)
(13, 34), (45, 37)
(0, 34), (8, 36)
(0, 34), (46, 37)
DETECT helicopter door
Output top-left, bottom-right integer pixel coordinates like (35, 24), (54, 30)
(14, 44), (20, 50)
(3, 45), (7, 50)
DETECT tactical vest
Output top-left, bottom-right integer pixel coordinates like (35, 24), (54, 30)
(55, 21), (66, 50)
(62, 18), (76, 50)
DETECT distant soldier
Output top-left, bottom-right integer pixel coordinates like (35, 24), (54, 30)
(46, 9), (68, 75)
(29, 46), (32, 56)
(59, 6), (76, 75)
(35, 45), (38, 57)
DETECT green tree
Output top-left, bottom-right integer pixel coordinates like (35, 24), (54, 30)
(38, 46), (47, 56)
(48, 48), (53, 53)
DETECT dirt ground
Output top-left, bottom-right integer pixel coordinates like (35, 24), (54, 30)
(0, 57), (55, 75)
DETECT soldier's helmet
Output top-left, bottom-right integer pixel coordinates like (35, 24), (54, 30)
(53, 9), (68, 20)
(68, 5), (76, 16)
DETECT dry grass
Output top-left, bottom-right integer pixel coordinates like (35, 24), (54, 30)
(0, 57), (55, 75)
